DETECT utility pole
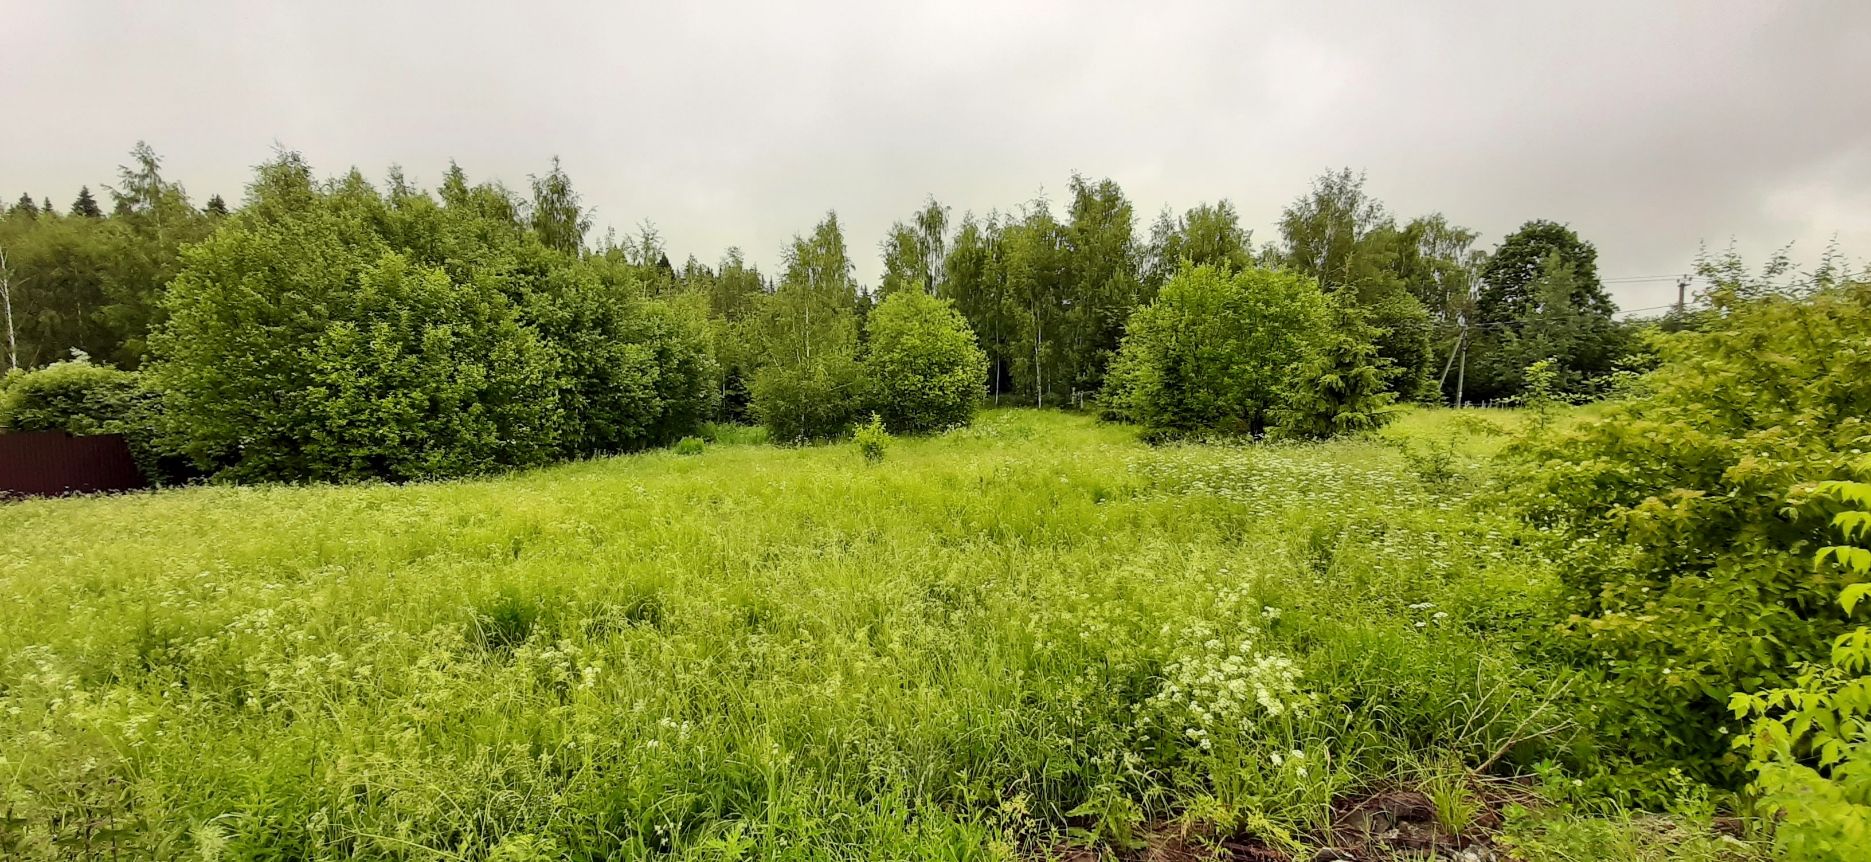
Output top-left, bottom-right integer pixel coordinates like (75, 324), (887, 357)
(1676, 275), (1689, 314)
(1438, 323), (1466, 408)
(1454, 336), (1466, 409)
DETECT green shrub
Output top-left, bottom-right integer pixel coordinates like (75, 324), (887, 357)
(862, 291), (987, 433)
(749, 354), (867, 444)
(1509, 278), (1871, 787)
(151, 207), (560, 482)
(1103, 263), (1330, 439)
(520, 266), (719, 455)
(853, 412), (890, 464)
(674, 436), (705, 456)
(1731, 476), (1871, 861)
(144, 155), (720, 484)
(0, 358), (145, 436)
(0, 358), (185, 483)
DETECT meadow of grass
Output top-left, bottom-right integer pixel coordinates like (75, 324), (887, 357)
(0, 408), (1752, 860)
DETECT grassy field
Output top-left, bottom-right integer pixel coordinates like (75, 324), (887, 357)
(0, 409), (1749, 860)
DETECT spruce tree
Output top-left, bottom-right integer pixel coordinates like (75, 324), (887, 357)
(71, 186), (103, 218)
(1272, 298), (1398, 439)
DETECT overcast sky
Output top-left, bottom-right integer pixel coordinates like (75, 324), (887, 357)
(4, 1), (1867, 312)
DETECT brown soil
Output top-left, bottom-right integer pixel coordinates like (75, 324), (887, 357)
(1038, 777), (1542, 862)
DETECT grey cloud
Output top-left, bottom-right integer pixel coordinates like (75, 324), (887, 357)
(3, 0), (1867, 311)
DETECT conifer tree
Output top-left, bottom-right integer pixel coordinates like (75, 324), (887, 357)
(71, 186), (103, 218)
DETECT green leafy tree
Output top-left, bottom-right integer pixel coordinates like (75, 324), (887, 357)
(0, 211), (115, 366)
(152, 192), (559, 481)
(943, 212), (1019, 401)
(747, 212), (866, 441)
(1277, 170), (1438, 401)
(1477, 220), (1611, 324)
(1103, 263), (1330, 438)
(1467, 252), (1627, 401)
(878, 222), (924, 298)
(516, 257), (718, 455)
(877, 197), (953, 299)
(148, 154), (577, 481)
(863, 290), (987, 433)
(1277, 168), (1388, 288)
(1144, 200), (1254, 289)
(1395, 213), (1480, 322)
(913, 196), (950, 295)
(1060, 174), (1143, 398)
(528, 156), (590, 255)
(98, 141), (212, 367)
(700, 248), (768, 421)
(1001, 200), (1071, 406)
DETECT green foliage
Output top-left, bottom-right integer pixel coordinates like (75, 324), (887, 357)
(1517, 357), (1566, 433)
(744, 211), (868, 442)
(1143, 200), (1255, 288)
(1274, 169), (1464, 401)
(749, 354), (868, 444)
(1509, 277), (1871, 787)
(0, 357), (144, 436)
(674, 436), (705, 456)
(0, 143), (213, 369)
(0, 358), (183, 482)
(156, 223), (558, 481)
(1271, 298), (1399, 439)
(1103, 263), (1330, 438)
(1395, 214), (1481, 323)
(1467, 251), (1630, 401)
(862, 291), (987, 433)
(143, 153), (713, 482)
(1499, 807), (1765, 862)
(527, 156), (590, 255)
(1730, 477), (1871, 861)
(852, 412), (890, 464)
(1478, 220), (1612, 324)
(521, 269), (719, 455)
(699, 421), (769, 446)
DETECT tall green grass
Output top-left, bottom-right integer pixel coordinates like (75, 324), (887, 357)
(0, 409), (1598, 859)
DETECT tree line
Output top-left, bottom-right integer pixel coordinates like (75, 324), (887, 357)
(1, 144), (1641, 482)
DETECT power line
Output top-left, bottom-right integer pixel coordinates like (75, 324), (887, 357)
(1602, 274), (1695, 284)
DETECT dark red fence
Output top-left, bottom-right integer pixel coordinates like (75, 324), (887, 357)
(0, 432), (147, 499)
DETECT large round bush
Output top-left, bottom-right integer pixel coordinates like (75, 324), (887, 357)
(863, 291), (987, 433)
(749, 355), (867, 444)
(151, 209), (559, 482)
(1103, 263), (1330, 438)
